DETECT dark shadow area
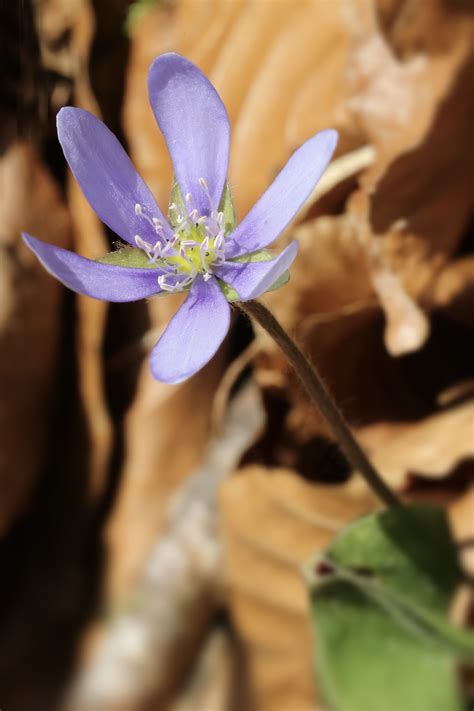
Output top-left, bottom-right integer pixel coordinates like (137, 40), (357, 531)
(0, 291), (104, 711)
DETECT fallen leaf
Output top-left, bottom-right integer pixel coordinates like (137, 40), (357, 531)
(0, 142), (71, 534)
(220, 466), (377, 711)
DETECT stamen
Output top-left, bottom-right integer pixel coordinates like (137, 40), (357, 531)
(158, 272), (195, 293)
(198, 176), (216, 212)
(147, 188), (229, 291)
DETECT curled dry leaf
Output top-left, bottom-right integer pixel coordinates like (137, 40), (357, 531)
(370, 259), (430, 356)
(432, 257), (474, 329)
(220, 466), (377, 711)
(357, 400), (474, 489)
(346, 0), (473, 352)
(242, 0), (473, 502)
(448, 485), (474, 629)
(34, 0), (114, 502)
(449, 485), (474, 577)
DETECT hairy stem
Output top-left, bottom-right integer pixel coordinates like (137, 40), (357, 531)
(237, 299), (400, 508)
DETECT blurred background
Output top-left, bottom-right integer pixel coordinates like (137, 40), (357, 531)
(0, 1), (473, 710)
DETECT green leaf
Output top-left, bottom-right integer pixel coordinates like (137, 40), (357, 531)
(97, 246), (159, 269)
(306, 504), (471, 711)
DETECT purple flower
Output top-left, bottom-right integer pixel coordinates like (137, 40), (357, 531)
(23, 53), (338, 384)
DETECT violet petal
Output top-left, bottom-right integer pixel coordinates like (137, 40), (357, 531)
(23, 233), (164, 302)
(150, 275), (230, 383)
(224, 130), (338, 258)
(148, 53), (230, 216)
(215, 241), (298, 301)
(57, 107), (172, 245)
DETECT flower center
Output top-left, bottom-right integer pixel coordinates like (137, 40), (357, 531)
(166, 224), (219, 274)
(133, 178), (226, 292)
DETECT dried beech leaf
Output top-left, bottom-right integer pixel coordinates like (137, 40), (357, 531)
(449, 486), (474, 578)
(228, 2), (350, 216)
(345, 0), (473, 350)
(0, 143), (71, 534)
(371, 262), (430, 356)
(104, 333), (228, 602)
(358, 400), (474, 488)
(432, 257), (474, 328)
(220, 466), (377, 711)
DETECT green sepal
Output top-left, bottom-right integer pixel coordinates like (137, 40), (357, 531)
(306, 504), (471, 711)
(168, 178), (187, 229)
(97, 246), (161, 269)
(168, 179), (237, 236)
(218, 248), (290, 302)
(266, 269), (290, 293)
(218, 270), (290, 303)
(218, 181), (237, 234)
(231, 249), (273, 264)
(217, 280), (240, 302)
(124, 0), (157, 36)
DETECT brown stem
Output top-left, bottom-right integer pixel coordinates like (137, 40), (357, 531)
(237, 300), (400, 508)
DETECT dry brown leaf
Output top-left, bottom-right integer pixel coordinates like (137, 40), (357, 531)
(449, 485), (474, 577)
(227, 0), (353, 217)
(239, 0), (473, 499)
(358, 400), (474, 489)
(34, 0), (115, 502)
(0, 142), (71, 534)
(370, 259), (430, 356)
(105, 343), (228, 602)
(345, 0), (473, 351)
(220, 466), (378, 711)
(65, 0), (115, 502)
(432, 256), (474, 328)
(167, 627), (236, 711)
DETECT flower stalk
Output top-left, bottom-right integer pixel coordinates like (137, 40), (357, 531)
(237, 299), (400, 508)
